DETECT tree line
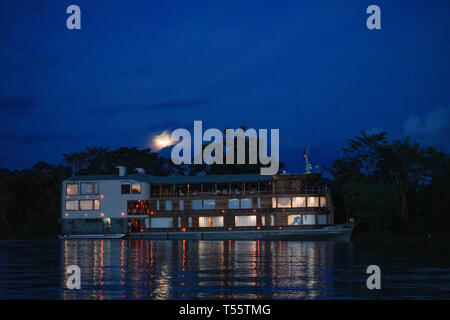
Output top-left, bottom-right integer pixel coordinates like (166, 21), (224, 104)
(0, 132), (448, 240)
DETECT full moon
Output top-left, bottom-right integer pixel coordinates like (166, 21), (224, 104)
(153, 131), (173, 150)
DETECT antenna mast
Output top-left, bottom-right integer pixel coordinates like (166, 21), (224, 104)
(303, 148), (312, 174)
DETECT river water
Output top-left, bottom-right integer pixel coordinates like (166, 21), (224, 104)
(0, 239), (449, 299)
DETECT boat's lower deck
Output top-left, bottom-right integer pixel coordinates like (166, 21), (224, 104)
(127, 225), (353, 241)
(60, 224), (353, 241)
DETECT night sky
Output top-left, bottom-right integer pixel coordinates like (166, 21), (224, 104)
(1, 0), (449, 172)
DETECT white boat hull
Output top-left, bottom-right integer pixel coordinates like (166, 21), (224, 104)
(59, 233), (126, 240)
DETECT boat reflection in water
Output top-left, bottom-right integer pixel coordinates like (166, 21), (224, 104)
(62, 239), (355, 299)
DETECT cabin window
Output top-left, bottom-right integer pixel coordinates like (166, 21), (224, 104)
(317, 215), (327, 224)
(272, 197), (277, 208)
(80, 182), (94, 195)
(179, 200), (184, 210)
(94, 182), (99, 194)
(80, 200), (93, 210)
(121, 181), (131, 194)
(178, 217), (182, 228)
(165, 200), (172, 211)
(65, 200), (79, 211)
(292, 197), (306, 207)
(228, 198), (252, 209)
(192, 199), (203, 210)
(156, 200), (160, 210)
(151, 218), (173, 228)
(228, 199), (240, 209)
(66, 183), (79, 195)
(261, 216), (266, 226)
(257, 198), (261, 208)
(131, 183), (141, 194)
(235, 215), (257, 227)
(303, 215), (316, 225)
(270, 215), (275, 226)
(320, 197), (327, 207)
(307, 197), (319, 207)
(203, 199), (215, 209)
(192, 199), (216, 210)
(240, 198), (252, 209)
(288, 215), (303, 225)
(94, 200), (101, 210)
(199, 216), (223, 228)
(277, 197), (291, 208)
(188, 217), (193, 227)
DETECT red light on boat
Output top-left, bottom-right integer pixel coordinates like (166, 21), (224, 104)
(257, 226), (261, 230)
(100, 195), (104, 198)
(228, 227), (232, 231)
(279, 227), (283, 230)
(182, 228), (186, 232)
(100, 213), (104, 217)
(253, 209), (256, 212)
(121, 212), (125, 216)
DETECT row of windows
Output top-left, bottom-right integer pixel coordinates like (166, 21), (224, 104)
(121, 181), (141, 194)
(65, 200), (101, 211)
(288, 214), (328, 225)
(153, 196), (326, 211)
(272, 196), (327, 208)
(140, 215), (274, 228)
(153, 215), (326, 227)
(66, 182), (99, 195)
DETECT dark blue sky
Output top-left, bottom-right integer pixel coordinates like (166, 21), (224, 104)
(1, 0), (449, 172)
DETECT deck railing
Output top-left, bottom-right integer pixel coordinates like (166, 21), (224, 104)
(150, 187), (326, 198)
(127, 206), (330, 216)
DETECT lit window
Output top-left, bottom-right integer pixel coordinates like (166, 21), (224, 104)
(66, 183), (79, 195)
(199, 216), (223, 227)
(277, 197), (291, 208)
(121, 181), (131, 194)
(80, 200), (93, 210)
(235, 215), (257, 227)
(288, 215), (303, 225)
(94, 199), (101, 210)
(292, 197), (306, 208)
(65, 200), (79, 210)
(308, 197), (319, 207)
(132, 183), (141, 194)
(272, 197), (277, 208)
(320, 197), (327, 207)
(80, 182), (94, 195)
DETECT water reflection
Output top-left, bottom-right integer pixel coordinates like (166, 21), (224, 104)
(62, 240), (355, 299)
